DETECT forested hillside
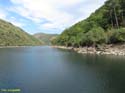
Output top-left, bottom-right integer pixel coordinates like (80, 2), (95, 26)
(0, 19), (42, 46)
(52, 0), (125, 47)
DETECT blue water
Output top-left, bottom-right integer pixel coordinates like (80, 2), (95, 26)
(0, 46), (125, 93)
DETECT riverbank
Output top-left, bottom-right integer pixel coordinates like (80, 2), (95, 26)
(52, 44), (125, 56)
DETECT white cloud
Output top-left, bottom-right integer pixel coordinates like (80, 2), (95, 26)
(0, 9), (7, 20)
(0, 8), (24, 28)
(8, 17), (24, 27)
(10, 0), (107, 33)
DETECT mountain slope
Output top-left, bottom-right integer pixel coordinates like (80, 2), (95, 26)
(0, 19), (42, 46)
(34, 33), (58, 45)
(52, 0), (125, 47)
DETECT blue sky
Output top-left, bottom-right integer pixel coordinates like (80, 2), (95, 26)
(0, 0), (106, 34)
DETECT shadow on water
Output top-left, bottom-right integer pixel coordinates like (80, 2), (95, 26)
(57, 48), (125, 93)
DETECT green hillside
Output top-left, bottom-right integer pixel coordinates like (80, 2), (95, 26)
(52, 0), (125, 47)
(0, 19), (42, 46)
(34, 33), (58, 45)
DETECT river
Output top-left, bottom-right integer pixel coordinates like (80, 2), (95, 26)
(0, 46), (125, 93)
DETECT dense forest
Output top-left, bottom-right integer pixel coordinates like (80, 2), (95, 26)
(51, 0), (125, 47)
(0, 19), (42, 46)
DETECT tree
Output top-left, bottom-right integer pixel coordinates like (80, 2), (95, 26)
(108, 28), (125, 43)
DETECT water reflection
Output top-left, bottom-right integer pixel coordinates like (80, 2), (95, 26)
(0, 47), (124, 93)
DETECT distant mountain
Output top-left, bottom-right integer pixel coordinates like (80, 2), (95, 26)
(33, 33), (58, 45)
(0, 19), (42, 46)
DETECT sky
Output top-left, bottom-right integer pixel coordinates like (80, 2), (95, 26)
(0, 0), (107, 34)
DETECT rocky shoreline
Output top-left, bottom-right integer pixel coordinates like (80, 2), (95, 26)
(52, 44), (125, 56)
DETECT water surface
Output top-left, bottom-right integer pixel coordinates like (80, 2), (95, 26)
(0, 46), (125, 93)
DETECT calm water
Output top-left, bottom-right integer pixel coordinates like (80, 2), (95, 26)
(0, 46), (125, 93)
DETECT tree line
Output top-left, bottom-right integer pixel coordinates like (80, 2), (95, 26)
(51, 0), (125, 47)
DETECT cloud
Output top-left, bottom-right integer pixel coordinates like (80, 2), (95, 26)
(0, 7), (24, 28)
(0, 9), (7, 20)
(9, 0), (107, 33)
(8, 16), (24, 27)
(10, 0), (77, 28)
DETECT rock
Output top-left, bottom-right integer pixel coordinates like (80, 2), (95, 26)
(52, 44), (125, 56)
